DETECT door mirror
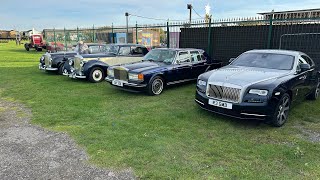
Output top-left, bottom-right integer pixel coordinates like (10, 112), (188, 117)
(300, 63), (311, 72)
(229, 58), (235, 63)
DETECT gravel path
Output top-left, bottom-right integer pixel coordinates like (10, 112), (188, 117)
(0, 100), (135, 180)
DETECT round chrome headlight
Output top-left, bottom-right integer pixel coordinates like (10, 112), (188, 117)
(69, 59), (73, 66)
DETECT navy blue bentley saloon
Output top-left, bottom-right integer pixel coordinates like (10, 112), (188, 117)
(105, 48), (222, 95)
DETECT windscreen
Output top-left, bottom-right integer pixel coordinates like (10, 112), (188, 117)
(231, 52), (295, 70)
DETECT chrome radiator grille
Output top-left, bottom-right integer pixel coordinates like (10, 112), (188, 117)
(114, 68), (128, 81)
(207, 85), (241, 103)
(44, 54), (51, 67)
(74, 56), (82, 73)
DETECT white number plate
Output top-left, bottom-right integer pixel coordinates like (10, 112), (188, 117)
(208, 99), (233, 109)
(112, 79), (123, 87)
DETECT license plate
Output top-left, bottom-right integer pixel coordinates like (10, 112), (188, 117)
(112, 79), (123, 87)
(208, 99), (233, 109)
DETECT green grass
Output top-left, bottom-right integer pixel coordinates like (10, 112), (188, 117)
(1, 41), (320, 179)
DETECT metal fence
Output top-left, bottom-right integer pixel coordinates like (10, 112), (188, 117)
(43, 16), (320, 67)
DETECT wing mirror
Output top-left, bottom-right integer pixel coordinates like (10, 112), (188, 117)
(300, 63), (311, 72)
(229, 58), (235, 63)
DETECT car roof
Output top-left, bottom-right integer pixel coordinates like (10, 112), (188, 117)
(154, 48), (204, 52)
(108, 43), (146, 47)
(245, 49), (304, 56)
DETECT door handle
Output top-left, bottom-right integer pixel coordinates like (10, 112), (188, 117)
(299, 75), (306, 80)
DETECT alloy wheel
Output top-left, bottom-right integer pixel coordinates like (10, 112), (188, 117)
(277, 96), (290, 125)
(152, 79), (164, 95)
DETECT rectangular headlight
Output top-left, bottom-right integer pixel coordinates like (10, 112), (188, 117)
(249, 89), (268, 96)
(197, 79), (207, 86)
(128, 73), (143, 81)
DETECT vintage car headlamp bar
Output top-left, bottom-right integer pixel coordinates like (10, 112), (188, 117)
(197, 79), (207, 87)
(249, 89), (268, 96)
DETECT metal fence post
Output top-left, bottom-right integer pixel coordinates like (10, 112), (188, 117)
(53, 28), (56, 50)
(267, 10), (274, 49)
(207, 17), (212, 56)
(93, 24), (95, 43)
(64, 27), (67, 51)
(77, 27), (79, 42)
(135, 22), (138, 44)
(112, 23), (115, 43)
(167, 20), (170, 48)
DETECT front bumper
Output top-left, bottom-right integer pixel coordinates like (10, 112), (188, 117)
(39, 63), (45, 70)
(195, 90), (272, 120)
(105, 77), (148, 92)
(68, 72), (86, 79)
(39, 63), (58, 71)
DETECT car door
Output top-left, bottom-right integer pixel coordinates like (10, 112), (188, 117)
(190, 51), (208, 79)
(170, 51), (192, 84)
(292, 57), (310, 103)
(301, 55), (317, 92)
(111, 46), (141, 66)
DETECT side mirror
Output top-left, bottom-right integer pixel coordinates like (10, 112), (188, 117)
(229, 58), (235, 63)
(300, 63), (311, 72)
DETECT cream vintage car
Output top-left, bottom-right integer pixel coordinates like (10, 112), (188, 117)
(63, 44), (149, 83)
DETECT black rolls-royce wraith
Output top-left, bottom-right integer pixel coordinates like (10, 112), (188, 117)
(195, 49), (319, 127)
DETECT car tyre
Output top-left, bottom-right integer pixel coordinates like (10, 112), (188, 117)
(270, 93), (291, 127)
(147, 76), (164, 96)
(58, 63), (65, 75)
(25, 44), (30, 51)
(307, 78), (320, 100)
(88, 67), (105, 83)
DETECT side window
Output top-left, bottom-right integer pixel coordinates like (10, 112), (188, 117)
(190, 51), (201, 62)
(176, 52), (191, 63)
(118, 47), (131, 56)
(131, 46), (143, 55)
(301, 55), (314, 67)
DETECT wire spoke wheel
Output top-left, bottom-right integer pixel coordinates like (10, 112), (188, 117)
(151, 78), (164, 95)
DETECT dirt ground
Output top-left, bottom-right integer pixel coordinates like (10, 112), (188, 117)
(0, 99), (135, 180)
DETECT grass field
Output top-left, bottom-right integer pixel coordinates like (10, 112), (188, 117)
(1, 41), (320, 179)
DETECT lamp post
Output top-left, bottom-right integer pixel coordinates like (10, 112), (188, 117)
(125, 12), (129, 43)
(187, 4), (192, 23)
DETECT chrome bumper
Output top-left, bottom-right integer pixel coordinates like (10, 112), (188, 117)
(45, 67), (58, 71)
(105, 77), (147, 88)
(69, 72), (86, 79)
(39, 63), (45, 70)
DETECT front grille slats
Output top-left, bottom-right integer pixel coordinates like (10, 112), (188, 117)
(207, 85), (241, 103)
(44, 54), (51, 67)
(114, 68), (128, 81)
(74, 57), (82, 73)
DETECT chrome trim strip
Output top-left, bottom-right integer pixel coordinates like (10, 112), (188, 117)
(167, 78), (196, 85)
(240, 113), (266, 117)
(45, 68), (58, 71)
(195, 99), (204, 106)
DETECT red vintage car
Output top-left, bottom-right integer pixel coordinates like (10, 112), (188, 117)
(24, 34), (46, 51)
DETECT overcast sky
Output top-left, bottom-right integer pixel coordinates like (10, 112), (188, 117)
(1, 0), (320, 30)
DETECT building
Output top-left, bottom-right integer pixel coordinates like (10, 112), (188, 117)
(258, 8), (320, 20)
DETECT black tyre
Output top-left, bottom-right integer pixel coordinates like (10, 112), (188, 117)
(307, 79), (320, 100)
(147, 76), (164, 96)
(88, 67), (105, 83)
(25, 44), (30, 51)
(58, 63), (65, 75)
(37, 47), (43, 52)
(270, 93), (291, 127)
